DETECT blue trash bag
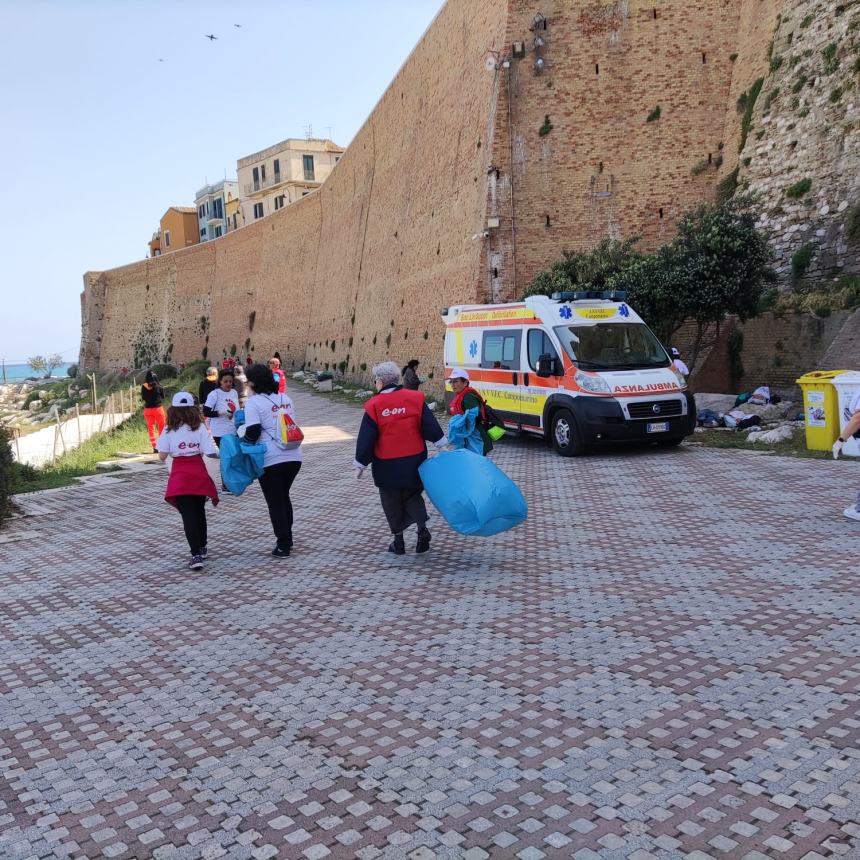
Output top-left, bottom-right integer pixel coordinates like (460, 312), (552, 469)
(447, 407), (485, 455)
(418, 449), (527, 536)
(219, 434), (266, 496)
(233, 409), (245, 429)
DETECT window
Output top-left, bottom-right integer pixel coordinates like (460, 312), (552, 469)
(274, 195), (285, 211)
(335, 156), (340, 163)
(214, 225), (222, 238)
(232, 213), (238, 229)
(260, 163), (266, 182)
(303, 154), (315, 181)
(252, 167), (259, 190)
(213, 197), (223, 219)
(198, 204), (205, 219)
(553, 322), (669, 370)
(253, 202), (263, 219)
(481, 330), (521, 369)
(527, 329), (559, 371)
(164, 230), (171, 247)
(200, 227), (206, 237)
(273, 158), (280, 177)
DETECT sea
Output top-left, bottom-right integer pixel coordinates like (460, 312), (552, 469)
(2, 362), (74, 383)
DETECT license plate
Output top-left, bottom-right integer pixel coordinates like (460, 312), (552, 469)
(647, 421), (669, 433)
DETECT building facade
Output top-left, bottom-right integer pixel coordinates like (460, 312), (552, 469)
(236, 138), (344, 226)
(147, 207), (200, 258)
(194, 180), (240, 242)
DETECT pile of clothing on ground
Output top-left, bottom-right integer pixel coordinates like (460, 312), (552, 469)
(696, 386), (803, 443)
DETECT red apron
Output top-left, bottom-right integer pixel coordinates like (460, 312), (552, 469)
(165, 455), (219, 508)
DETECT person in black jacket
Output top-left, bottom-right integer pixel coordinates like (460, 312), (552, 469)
(354, 361), (447, 555)
(198, 366), (219, 407)
(402, 359), (421, 390)
(140, 370), (166, 453)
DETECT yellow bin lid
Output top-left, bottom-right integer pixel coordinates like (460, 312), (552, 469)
(795, 370), (849, 384)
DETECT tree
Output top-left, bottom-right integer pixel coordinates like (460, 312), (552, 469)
(521, 237), (642, 299)
(27, 353), (64, 378)
(610, 196), (775, 370)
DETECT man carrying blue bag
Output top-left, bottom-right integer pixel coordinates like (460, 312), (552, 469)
(354, 362), (448, 555)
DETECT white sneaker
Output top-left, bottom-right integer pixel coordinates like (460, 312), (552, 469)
(843, 506), (860, 521)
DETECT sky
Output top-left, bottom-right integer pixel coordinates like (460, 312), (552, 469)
(0, 0), (445, 364)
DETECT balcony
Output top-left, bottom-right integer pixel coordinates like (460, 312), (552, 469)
(243, 172), (283, 196)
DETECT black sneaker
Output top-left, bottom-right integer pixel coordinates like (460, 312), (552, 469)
(416, 528), (431, 554)
(272, 546), (290, 558)
(200, 545), (208, 559)
(188, 555), (204, 570)
(388, 535), (406, 555)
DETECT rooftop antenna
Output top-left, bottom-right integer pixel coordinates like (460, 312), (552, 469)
(324, 125), (333, 141)
(304, 124), (313, 140)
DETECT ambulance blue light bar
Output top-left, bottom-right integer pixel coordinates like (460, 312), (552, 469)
(551, 290), (628, 302)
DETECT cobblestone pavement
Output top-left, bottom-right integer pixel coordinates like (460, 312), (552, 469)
(2, 386), (860, 860)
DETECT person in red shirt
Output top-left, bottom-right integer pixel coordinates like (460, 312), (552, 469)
(268, 357), (286, 394)
(354, 361), (447, 555)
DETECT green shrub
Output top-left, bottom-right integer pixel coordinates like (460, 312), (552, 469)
(800, 13), (814, 28)
(791, 244), (814, 281)
(822, 42), (839, 74)
(738, 78), (764, 152)
(791, 75), (808, 93)
(646, 105), (661, 122)
(0, 427), (13, 526)
(846, 203), (860, 243)
(729, 52), (738, 62)
(715, 167), (739, 204)
(785, 177), (812, 199)
(149, 363), (178, 379)
(538, 114), (553, 136)
(769, 55), (783, 72)
(830, 86), (843, 103)
(67, 363), (78, 378)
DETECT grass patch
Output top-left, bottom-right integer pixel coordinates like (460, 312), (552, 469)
(13, 413), (152, 493)
(785, 177), (812, 199)
(822, 42), (839, 74)
(791, 244), (815, 281)
(738, 77), (764, 153)
(691, 428), (831, 459)
(646, 105), (661, 122)
(846, 202), (860, 243)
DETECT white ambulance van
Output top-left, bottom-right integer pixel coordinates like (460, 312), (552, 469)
(442, 291), (695, 456)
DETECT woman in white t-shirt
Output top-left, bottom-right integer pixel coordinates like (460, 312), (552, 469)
(202, 368), (240, 447)
(156, 391), (219, 570)
(242, 363), (303, 558)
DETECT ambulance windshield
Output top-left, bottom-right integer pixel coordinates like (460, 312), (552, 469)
(553, 323), (670, 371)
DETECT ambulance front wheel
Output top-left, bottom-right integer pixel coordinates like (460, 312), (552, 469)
(550, 409), (583, 457)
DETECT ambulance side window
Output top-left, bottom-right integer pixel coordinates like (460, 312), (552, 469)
(527, 329), (559, 371)
(481, 330), (521, 369)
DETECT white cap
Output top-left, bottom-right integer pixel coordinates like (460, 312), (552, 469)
(171, 391), (195, 407)
(449, 367), (470, 382)
(670, 347), (681, 357)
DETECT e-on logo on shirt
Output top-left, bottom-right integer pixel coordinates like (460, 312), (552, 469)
(381, 407), (407, 417)
(177, 442), (200, 449)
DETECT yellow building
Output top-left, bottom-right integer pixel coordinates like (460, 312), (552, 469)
(225, 194), (241, 234)
(148, 207), (200, 257)
(237, 138), (344, 226)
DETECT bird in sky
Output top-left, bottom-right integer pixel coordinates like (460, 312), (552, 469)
(233, 23), (241, 28)
(157, 58), (165, 62)
(204, 34), (218, 41)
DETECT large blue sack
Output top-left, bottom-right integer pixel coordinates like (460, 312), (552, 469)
(219, 434), (266, 496)
(419, 449), (527, 536)
(447, 407), (485, 455)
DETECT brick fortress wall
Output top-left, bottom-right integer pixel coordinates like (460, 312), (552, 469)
(81, 0), (857, 394)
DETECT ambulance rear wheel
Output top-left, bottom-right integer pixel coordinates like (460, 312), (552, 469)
(551, 409), (583, 457)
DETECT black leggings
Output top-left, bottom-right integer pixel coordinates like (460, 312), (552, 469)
(258, 461), (301, 550)
(174, 495), (207, 555)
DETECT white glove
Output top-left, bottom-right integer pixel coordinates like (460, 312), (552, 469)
(433, 435), (449, 450)
(352, 459), (366, 478)
(833, 438), (844, 459)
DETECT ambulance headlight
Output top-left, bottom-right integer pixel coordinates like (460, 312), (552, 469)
(575, 370), (611, 394)
(672, 368), (687, 388)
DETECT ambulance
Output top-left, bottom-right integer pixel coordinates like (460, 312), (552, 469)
(442, 291), (695, 456)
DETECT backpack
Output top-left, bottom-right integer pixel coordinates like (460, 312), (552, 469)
(267, 396), (304, 450)
(480, 401), (506, 442)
